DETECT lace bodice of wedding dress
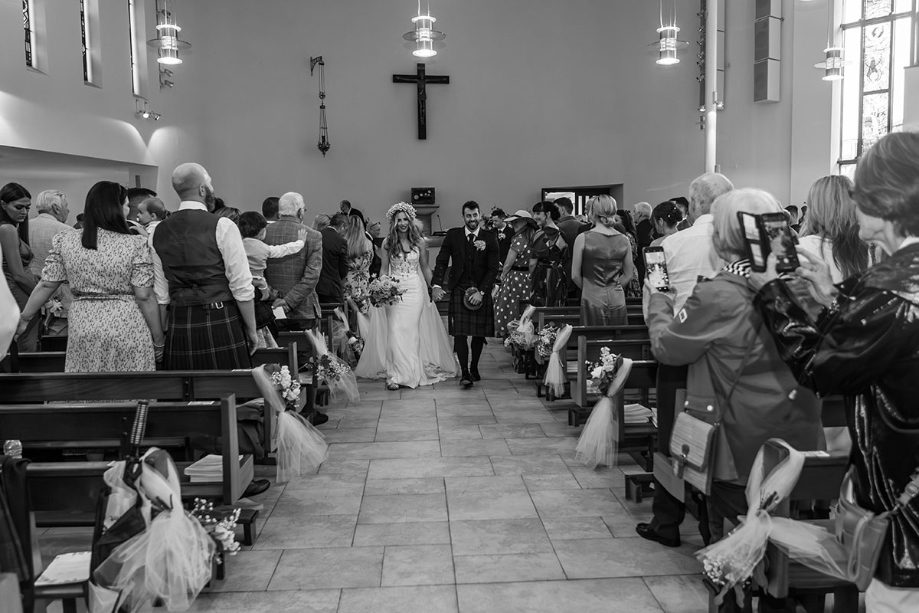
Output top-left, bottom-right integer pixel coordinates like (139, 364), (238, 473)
(390, 248), (420, 280)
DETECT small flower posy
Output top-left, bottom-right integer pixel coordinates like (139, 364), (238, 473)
(534, 323), (559, 359)
(267, 364), (301, 406)
(191, 498), (241, 560)
(585, 347), (623, 396)
(44, 298), (64, 318)
(311, 353), (353, 384)
(368, 275), (405, 307)
(386, 202), (417, 223)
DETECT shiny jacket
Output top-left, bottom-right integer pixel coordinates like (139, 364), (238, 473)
(755, 243), (919, 587)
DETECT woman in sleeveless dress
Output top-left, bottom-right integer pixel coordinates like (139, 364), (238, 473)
(529, 201), (568, 307)
(571, 195), (633, 326)
(354, 203), (456, 389)
(1, 183), (40, 351)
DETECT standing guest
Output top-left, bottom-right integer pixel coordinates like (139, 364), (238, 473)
(367, 219), (384, 278)
(754, 132), (919, 610)
(29, 190), (73, 337)
(151, 164), (258, 367)
(0, 183), (39, 351)
(489, 208), (514, 265)
(342, 215), (373, 313)
(636, 172), (733, 550)
(316, 213), (349, 305)
(556, 197), (586, 302)
(797, 176), (869, 284)
(634, 201), (654, 260)
(649, 201), (683, 248)
(614, 210), (642, 298)
(262, 197), (280, 223)
(571, 195), (633, 325)
(529, 201), (567, 307)
(215, 206), (240, 225)
(670, 196), (691, 231)
(126, 187), (156, 236)
(73, 213), (84, 230)
(16, 181), (164, 371)
(340, 199), (364, 224)
(312, 214), (331, 233)
(493, 210), (538, 337)
(432, 201), (500, 387)
(785, 205), (801, 233)
(0, 251), (18, 360)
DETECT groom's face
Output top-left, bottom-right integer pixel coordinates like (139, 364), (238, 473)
(463, 208), (480, 232)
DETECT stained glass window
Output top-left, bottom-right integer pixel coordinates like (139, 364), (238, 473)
(23, 0), (32, 67)
(838, 0), (916, 176)
(128, 0), (140, 95)
(80, 0), (89, 81)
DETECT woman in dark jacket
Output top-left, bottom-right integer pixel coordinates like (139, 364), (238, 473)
(753, 131), (919, 609)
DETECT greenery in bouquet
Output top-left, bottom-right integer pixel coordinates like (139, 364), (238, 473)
(368, 275), (404, 307)
(585, 347), (623, 395)
(534, 323), (559, 359)
(190, 498), (241, 561)
(266, 364), (301, 408)
(311, 353), (353, 384)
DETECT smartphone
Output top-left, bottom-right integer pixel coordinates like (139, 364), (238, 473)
(643, 246), (670, 291)
(758, 213), (800, 273)
(738, 212), (768, 272)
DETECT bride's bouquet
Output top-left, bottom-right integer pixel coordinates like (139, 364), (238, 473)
(368, 275), (405, 307)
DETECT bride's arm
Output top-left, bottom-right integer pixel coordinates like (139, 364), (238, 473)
(419, 241), (434, 287)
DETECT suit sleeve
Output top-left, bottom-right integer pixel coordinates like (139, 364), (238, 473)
(433, 231), (453, 287)
(337, 238), (349, 281)
(283, 232), (322, 311)
(648, 281), (736, 366)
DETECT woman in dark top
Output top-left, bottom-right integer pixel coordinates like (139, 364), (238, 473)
(528, 201), (567, 307)
(615, 209), (642, 297)
(754, 132), (919, 608)
(0, 183), (39, 351)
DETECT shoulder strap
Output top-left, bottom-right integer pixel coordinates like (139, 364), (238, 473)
(706, 315), (764, 420)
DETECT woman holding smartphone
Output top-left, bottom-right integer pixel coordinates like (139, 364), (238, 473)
(571, 195), (633, 325)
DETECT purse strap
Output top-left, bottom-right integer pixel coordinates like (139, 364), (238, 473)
(706, 316), (765, 422)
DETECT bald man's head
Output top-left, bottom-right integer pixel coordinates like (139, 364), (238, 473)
(172, 163), (216, 210)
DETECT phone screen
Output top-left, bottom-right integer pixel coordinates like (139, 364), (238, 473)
(739, 212), (767, 272)
(644, 248), (670, 290)
(759, 214), (800, 272)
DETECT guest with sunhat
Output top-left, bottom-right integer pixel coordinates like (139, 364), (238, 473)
(493, 209), (538, 338)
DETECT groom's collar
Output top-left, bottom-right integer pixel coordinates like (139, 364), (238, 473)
(464, 227), (480, 239)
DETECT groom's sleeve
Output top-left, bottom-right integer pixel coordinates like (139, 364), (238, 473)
(432, 232), (451, 288)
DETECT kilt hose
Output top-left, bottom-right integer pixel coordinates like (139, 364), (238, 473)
(448, 288), (494, 338)
(165, 302), (252, 370)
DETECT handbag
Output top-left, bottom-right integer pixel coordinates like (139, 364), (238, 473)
(669, 319), (762, 496)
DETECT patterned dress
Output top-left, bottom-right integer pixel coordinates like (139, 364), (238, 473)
(42, 229), (156, 372)
(493, 234), (533, 337)
(343, 251), (372, 314)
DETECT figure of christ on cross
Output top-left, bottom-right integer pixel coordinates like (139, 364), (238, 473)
(393, 63), (450, 140)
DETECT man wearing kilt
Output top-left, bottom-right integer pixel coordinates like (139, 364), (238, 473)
(152, 163), (258, 370)
(432, 201), (500, 387)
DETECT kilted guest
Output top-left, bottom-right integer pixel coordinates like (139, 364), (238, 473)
(432, 201), (500, 387)
(151, 163), (258, 368)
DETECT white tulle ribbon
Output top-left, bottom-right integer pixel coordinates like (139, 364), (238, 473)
(575, 358), (633, 469)
(518, 305), (537, 349)
(305, 328), (361, 403)
(92, 449), (215, 613)
(695, 439), (806, 604)
(251, 365), (329, 482)
(543, 324), (572, 397)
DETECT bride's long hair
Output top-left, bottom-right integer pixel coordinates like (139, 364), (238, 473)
(386, 210), (424, 260)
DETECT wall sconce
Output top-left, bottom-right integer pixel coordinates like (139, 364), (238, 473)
(136, 100), (161, 121)
(815, 46), (845, 81)
(147, 0), (191, 65)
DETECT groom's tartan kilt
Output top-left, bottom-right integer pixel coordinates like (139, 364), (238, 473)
(448, 289), (495, 337)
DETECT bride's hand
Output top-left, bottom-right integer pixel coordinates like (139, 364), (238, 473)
(431, 286), (446, 302)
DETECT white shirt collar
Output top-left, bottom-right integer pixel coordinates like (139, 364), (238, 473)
(465, 227), (479, 239)
(179, 201), (208, 211)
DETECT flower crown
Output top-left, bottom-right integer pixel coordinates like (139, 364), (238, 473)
(386, 202), (417, 223)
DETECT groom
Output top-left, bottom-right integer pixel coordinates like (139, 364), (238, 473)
(432, 201), (501, 387)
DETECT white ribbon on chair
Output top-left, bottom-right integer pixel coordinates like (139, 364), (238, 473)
(518, 305), (537, 349)
(575, 357), (633, 469)
(543, 324), (572, 397)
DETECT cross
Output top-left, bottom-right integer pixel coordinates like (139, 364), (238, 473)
(393, 63), (450, 140)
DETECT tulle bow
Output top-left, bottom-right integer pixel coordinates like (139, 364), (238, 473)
(305, 328), (361, 403)
(543, 324), (573, 397)
(575, 357), (634, 469)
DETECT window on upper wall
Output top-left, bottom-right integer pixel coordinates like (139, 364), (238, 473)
(80, 0), (90, 81)
(837, 0), (917, 178)
(128, 0), (142, 96)
(23, 0), (34, 68)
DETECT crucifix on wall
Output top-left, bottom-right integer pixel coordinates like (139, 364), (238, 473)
(393, 63), (450, 140)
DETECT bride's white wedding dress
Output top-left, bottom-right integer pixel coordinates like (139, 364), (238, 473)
(354, 247), (457, 388)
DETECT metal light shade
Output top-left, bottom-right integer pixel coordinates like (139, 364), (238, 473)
(656, 26), (680, 65)
(817, 47), (844, 81)
(147, 0), (191, 66)
(157, 43), (182, 65)
(404, 7), (444, 57)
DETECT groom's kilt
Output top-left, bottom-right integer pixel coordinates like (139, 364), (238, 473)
(448, 289), (494, 337)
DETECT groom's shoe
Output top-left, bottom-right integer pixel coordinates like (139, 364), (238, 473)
(470, 368), (481, 382)
(460, 371), (474, 388)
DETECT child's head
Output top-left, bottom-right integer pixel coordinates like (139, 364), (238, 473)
(137, 197), (167, 225)
(239, 211), (268, 239)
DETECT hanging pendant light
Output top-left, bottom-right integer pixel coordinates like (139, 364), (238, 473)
(814, 8), (845, 81)
(649, 0), (688, 66)
(147, 0), (191, 65)
(403, 0), (445, 58)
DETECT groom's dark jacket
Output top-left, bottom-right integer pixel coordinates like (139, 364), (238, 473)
(432, 227), (500, 294)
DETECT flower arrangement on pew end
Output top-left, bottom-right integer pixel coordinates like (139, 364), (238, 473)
(368, 275), (405, 307)
(265, 364), (301, 411)
(586, 347), (624, 396)
(190, 498), (241, 563)
(535, 323), (559, 360)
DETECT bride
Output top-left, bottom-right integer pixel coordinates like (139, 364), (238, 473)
(354, 203), (457, 389)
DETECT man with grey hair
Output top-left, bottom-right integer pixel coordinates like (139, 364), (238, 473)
(636, 171), (733, 550)
(29, 189), (72, 335)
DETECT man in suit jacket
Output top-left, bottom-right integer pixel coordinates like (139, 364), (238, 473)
(432, 201), (500, 387)
(265, 192), (322, 330)
(316, 213), (349, 305)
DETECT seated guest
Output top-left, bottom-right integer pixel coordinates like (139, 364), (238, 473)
(0, 183), (39, 351)
(316, 213), (350, 305)
(754, 132), (919, 608)
(571, 195), (632, 325)
(29, 189), (73, 337)
(16, 181), (164, 371)
(493, 210), (537, 337)
(797, 175), (868, 284)
(648, 188), (822, 612)
(262, 196), (280, 223)
(529, 201), (567, 307)
(649, 201), (682, 248)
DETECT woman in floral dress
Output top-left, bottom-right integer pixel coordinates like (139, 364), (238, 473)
(342, 216), (373, 313)
(493, 211), (537, 337)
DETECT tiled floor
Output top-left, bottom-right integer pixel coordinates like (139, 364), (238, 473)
(39, 344), (710, 613)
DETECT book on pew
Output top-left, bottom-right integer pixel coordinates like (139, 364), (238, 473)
(624, 403), (654, 426)
(35, 551), (91, 586)
(184, 454), (243, 483)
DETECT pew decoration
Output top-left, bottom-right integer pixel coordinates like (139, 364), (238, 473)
(574, 349), (633, 469)
(541, 324), (571, 397)
(91, 448), (215, 613)
(252, 365), (329, 482)
(696, 439), (805, 606)
(332, 307), (364, 367)
(305, 328), (361, 403)
(534, 323), (559, 361)
(504, 305), (537, 351)
(190, 498), (241, 558)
